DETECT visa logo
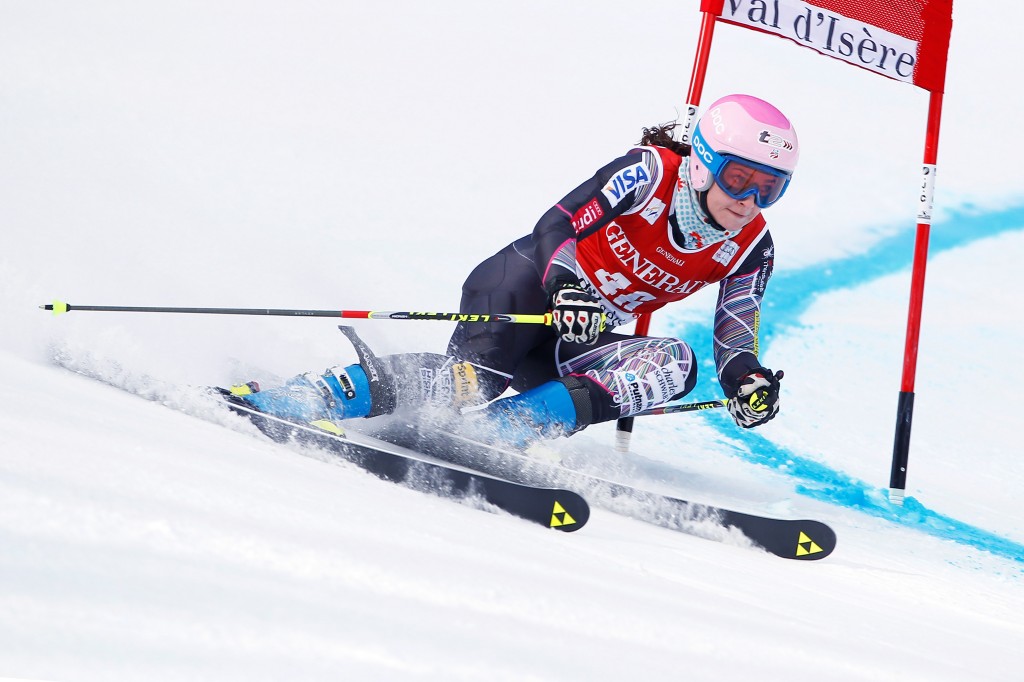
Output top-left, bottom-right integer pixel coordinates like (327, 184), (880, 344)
(601, 163), (651, 207)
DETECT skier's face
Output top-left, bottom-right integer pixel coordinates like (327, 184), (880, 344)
(705, 182), (762, 232)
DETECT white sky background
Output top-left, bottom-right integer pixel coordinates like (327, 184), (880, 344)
(1, 2), (1023, 680)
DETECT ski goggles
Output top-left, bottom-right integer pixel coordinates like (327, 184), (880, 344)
(692, 128), (792, 208)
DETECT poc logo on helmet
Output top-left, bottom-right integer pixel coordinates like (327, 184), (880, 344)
(692, 131), (714, 165)
(710, 106), (725, 134)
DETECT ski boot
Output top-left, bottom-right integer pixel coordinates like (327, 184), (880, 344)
(231, 326), (397, 424)
(233, 365), (375, 423)
(466, 375), (595, 449)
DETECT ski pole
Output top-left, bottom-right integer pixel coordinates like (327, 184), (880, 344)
(40, 300), (553, 325)
(48, 295), (724, 416)
(633, 398), (727, 417)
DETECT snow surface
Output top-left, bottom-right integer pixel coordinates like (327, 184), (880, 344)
(2, 2), (1023, 680)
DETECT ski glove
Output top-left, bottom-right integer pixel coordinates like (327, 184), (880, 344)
(727, 367), (783, 429)
(550, 283), (605, 345)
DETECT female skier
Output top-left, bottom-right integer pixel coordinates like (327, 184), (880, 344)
(238, 94), (798, 446)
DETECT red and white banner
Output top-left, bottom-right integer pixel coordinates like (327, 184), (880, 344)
(701, 0), (953, 92)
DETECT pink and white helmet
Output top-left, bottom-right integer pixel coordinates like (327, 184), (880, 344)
(689, 94), (799, 208)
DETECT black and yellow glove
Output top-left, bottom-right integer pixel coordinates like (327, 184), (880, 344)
(727, 367), (783, 429)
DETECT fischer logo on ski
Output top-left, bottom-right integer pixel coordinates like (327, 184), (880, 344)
(549, 501), (578, 528)
(796, 531), (825, 557)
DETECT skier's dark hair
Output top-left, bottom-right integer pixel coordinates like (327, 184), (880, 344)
(639, 122), (690, 156)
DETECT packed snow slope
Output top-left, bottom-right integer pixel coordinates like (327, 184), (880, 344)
(2, 2), (1023, 680)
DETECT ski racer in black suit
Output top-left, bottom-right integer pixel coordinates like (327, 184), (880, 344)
(240, 94), (798, 446)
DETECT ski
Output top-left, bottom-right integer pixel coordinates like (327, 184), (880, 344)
(218, 392), (590, 533)
(369, 424), (836, 560)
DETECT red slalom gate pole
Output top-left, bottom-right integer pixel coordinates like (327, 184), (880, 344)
(889, 90), (945, 505)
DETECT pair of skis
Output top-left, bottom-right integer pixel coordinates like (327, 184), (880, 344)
(44, 302), (837, 559)
(222, 391), (836, 561)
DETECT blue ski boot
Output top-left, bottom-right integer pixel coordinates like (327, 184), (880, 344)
(469, 376), (594, 449)
(232, 326), (399, 424)
(237, 365), (374, 423)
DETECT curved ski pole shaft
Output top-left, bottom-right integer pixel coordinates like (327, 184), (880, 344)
(40, 301), (556, 325)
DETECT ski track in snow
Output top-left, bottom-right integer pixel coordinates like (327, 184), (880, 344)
(665, 207), (1024, 565)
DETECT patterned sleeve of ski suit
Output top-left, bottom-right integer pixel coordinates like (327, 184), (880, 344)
(532, 148), (662, 295)
(714, 230), (775, 398)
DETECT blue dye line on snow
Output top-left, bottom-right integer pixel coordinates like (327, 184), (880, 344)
(721, 434), (1024, 565)
(663, 204), (1024, 564)
(767, 202), (1024, 337)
